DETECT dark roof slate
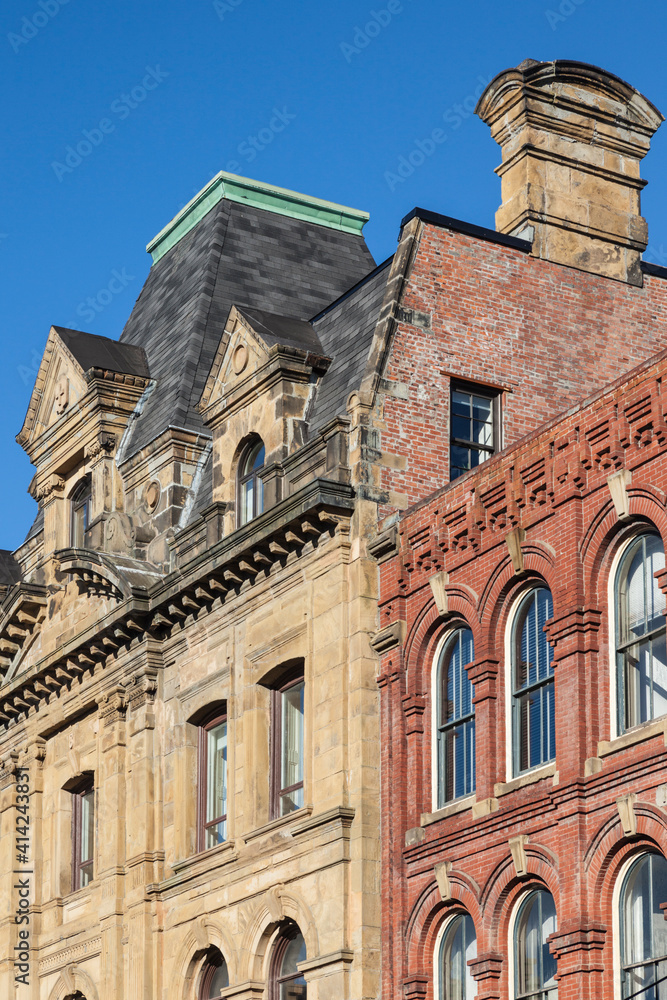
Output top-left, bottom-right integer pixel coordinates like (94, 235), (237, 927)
(53, 328), (150, 378)
(237, 307), (326, 355)
(0, 550), (21, 587)
(310, 257), (392, 429)
(119, 199), (375, 458)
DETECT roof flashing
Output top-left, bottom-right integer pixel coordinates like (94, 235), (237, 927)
(147, 172), (370, 264)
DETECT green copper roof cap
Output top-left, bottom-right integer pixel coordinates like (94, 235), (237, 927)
(146, 171), (370, 264)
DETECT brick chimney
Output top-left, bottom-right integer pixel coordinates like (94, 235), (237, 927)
(476, 60), (664, 285)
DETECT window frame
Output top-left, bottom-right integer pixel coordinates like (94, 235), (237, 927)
(512, 889), (558, 1000)
(619, 851), (667, 999)
(435, 910), (478, 1000)
(70, 476), (92, 548)
(269, 922), (307, 1000)
(198, 947), (229, 1000)
(434, 626), (476, 809)
(71, 775), (95, 892)
(614, 531), (667, 735)
(510, 587), (556, 778)
(197, 708), (228, 854)
(237, 438), (265, 527)
(449, 379), (501, 482)
(270, 667), (305, 821)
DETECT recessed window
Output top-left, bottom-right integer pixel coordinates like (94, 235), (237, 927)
(450, 382), (500, 481)
(271, 671), (305, 819)
(198, 710), (228, 852)
(438, 912), (477, 999)
(238, 439), (265, 526)
(512, 588), (555, 775)
(621, 853), (667, 998)
(199, 947), (229, 1000)
(615, 533), (667, 733)
(70, 478), (92, 548)
(271, 923), (307, 1000)
(72, 777), (94, 890)
(436, 628), (475, 807)
(514, 890), (557, 1000)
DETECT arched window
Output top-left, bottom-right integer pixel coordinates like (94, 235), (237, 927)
(438, 912), (477, 999)
(436, 628), (475, 807)
(70, 478), (92, 548)
(271, 922), (307, 999)
(621, 853), (667, 998)
(615, 533), (667, 733)
(514, 890), (557, 1000)
(198, 709), (228, 852)
(199, 948), (229, 999)
(512, 589), (555, 775)
(238, 439), (265, 526)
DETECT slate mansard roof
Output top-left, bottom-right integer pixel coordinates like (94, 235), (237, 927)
(118, 177), (376, 459)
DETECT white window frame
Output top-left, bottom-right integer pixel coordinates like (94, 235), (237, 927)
(433, 910), (478, 1000)
(607, 528), (667, 741)
(612, 851), (642, 1000)
(504, 586), (556, 781)
(430, 628), (476, 813)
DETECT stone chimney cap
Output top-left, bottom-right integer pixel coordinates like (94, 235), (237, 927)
(476, 59), (664, 133)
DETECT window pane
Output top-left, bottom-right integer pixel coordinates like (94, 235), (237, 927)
(452, 415), (471, 441)
(622, 855), (667, 998)
(79, 787), (94, 887)
(280, 682), (304, 814)
(205, 721), (227, 847)
(438, 631), (475, 804)
(72, 506), (85, 548)
(243, 479), (254, 524)
(208, 960), (229, 997)
(452, 391), (472, 419)
(442, 913), (477, 1000)
(451, 445), (471, 478)
(516, 891), (557, 997)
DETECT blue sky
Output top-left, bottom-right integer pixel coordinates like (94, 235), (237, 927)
(1, 0), (666, 547)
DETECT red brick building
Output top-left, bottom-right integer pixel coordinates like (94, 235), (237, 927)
(371, 62), (667, 1000)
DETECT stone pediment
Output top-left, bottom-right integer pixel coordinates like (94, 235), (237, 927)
(199, 305), (330, 422)
(17, 326), (150, 456)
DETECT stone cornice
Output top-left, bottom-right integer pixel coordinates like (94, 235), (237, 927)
(0, 478), (355, 727)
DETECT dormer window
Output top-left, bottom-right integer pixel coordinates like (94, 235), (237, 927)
(70, 478), (92, 548)
(238, 440), (265, 526)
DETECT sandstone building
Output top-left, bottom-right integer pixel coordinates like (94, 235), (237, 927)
(2, 58), (667, 1000)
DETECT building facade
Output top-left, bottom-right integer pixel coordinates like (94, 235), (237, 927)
(374, 62), (667, 1000)
(1, 56), (667, 1000)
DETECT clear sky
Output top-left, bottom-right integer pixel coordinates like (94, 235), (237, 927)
(1, 0), (666, 547)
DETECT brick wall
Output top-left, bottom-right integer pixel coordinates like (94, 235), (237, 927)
(378, 218), (667, 514)
(376, 347), (667, 999)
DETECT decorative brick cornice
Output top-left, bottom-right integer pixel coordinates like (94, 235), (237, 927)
(548, 923), (606, 959)
(467, 657), (500, 693)
(403, 975), (429, 999)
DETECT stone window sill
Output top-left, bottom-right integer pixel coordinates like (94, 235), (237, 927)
(172, 838), (236, 874)
(494, 762), (556, 797)
(421, 795), (475, 827)
(243, 805), (312, 843)
(598, 716), (666, 757)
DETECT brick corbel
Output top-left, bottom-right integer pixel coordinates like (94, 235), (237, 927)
(544, 607), (602, 659)
(403, 975), (429, 999)
(402, 693), (426, 735)
(468, 658), (499, 703)
(469, 953), (503, 1000)
(548, 923), (606, 962)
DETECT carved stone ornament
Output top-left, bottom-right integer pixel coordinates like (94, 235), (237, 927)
(144, 480), (161, 512)
(54, 375), (69, 416)
(96, 687), (127, 727)
(84, 431), (115, 460)
(36, 474), (65, 502)
(232, 343), (249, 375)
